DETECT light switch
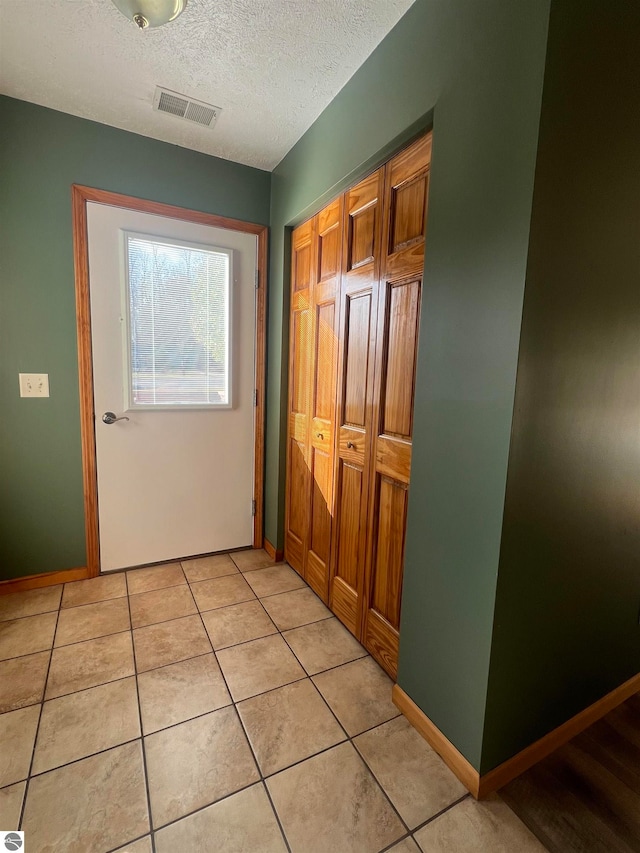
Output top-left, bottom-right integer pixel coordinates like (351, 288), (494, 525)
(19, 373), (50, 398)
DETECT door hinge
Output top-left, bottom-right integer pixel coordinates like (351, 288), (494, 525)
(255, 269), (259, 289)
(252, 499), (257, 517)
(254, 389), (258, 407)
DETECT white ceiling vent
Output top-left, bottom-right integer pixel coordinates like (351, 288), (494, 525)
(153, 87), (221, 128)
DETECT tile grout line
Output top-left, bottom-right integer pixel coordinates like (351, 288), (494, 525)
(378, 830), (418, 853)
(2, 623), (129, 664)
(225, 694), (294, 853)
(17, 585), (64, 831)
(190, 584), (294, 853)
(0, 605), (60, 625)
(1, 582), (394, 751)
(37, 653), (397, 759)
(146, 779), (277, 839)
(317, 700), (410, 842)
(0, 616), (402, 789)
(2, 604), (347, 704)
(409, 792), (471, 838)
(104, 832), (152, 853)
(23, 735), (144, 780)
(0, 562), (300, 839)
(247, 582), (310, 601)
(217, 570), (410, 847)
(3, 585), (396, 738)
(236, 581), (369, 681)
(5, 560), (469, 851)
(268, 578), (414, 843)
(248, 576), (412, 846)
(260, 774), (294, 853)
(127, 581), (186, 596)
(0, 604), (330, 672)
(60, 592), (127, 610)
(21, 648), (397, 763)
(0, 639), (59, 667)
(0, 594), (226, 664)
(124, 571), (158, 853)
(246, 691), (403, 784)
(224, 586), (328, 850)
(12, 688), (406, 842)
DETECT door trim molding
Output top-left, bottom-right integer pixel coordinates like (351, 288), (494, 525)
(71, 185), (268, 576)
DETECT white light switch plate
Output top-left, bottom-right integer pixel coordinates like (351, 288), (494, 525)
(19, 373), (50, 398)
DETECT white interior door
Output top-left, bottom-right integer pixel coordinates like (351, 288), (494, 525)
(87, 202), (257, 572)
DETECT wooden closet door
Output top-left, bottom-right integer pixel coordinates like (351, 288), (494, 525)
(306, 199), (342, 601)
(363, 134), (432, 677)
(285, 219), (315, 576)
(330, 169), (384, 635)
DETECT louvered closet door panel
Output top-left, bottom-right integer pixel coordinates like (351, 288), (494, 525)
(306, 199), (342, 602)
(330, 169), (384, 636)
(285, 220), (315, 576)
(363, 133), (432, 677)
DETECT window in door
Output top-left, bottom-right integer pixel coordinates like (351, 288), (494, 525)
(123, 232), (233, 409)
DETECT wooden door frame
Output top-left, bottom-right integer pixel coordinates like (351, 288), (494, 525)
(71, 184), (268, 577)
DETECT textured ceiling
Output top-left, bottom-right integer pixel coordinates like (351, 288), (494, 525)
(0, 0), (415, 170)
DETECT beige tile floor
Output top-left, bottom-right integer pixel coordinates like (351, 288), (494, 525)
(0, 550), (548, 852)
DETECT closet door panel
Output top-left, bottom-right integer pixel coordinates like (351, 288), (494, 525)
(332, 295), (372, 631)
(317, 210), (341, 281)
(371, 476), (407, 622)
(332, 460), (364, 630)
(306, 199), (342, 600)
(363, 134), (431, 677)
(313, 302), (336, 421)
(309, 449), (332, 557)
(365, 470), (409, 677)
(381, 279), (421, 437)
(290, 309), (311, 415)
(363, 282), (421, 678)
(349, 206), (376, 269)
(390, 177), (427, 251)
(293, 236), (312, 292)
(342, 293), (372, 428)
(285, 221), (315, 576)
(330, 169), (383, 636)
(307, 306), (336, 598)
(384, 133), (432, 279)
(364, 472), (407, 673)
(287, 438), (309, 551)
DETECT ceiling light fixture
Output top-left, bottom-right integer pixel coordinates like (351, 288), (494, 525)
(111, 0), (188, 30)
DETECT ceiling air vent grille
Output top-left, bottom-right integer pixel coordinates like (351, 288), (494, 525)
(157, 91), (188, 118)
(153, 87), (221, 128)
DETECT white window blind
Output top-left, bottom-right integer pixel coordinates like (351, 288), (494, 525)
(124, 234), (232, 408)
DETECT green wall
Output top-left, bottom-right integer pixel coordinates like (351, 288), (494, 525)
(482, 0), (640, 773)
(268, 0), (550, 768)
(0, 96), (270, 580)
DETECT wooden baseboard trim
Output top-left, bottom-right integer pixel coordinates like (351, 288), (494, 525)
(0, 566), (90, 595)
(394, 671), (640, 798)
(392, 685), (481, 797)
(263, 538), (284, 562)
(478, 669), (640, 795)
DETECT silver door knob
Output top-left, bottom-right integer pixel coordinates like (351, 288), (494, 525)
(102, 411), (130, 425)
